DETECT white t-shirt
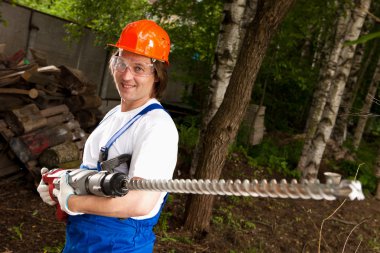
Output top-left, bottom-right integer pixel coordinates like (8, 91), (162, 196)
(82, 98), (178, 219)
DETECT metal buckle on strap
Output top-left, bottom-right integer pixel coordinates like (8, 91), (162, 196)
(99, 147), (109, 163)
(100, 154), (132, 173)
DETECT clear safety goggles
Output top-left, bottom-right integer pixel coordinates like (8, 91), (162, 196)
(111, 56), (155, 77)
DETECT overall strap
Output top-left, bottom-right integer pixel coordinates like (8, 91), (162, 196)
(97, 103), (164, 171)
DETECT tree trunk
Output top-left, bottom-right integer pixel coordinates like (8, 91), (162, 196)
(332, 20), (376, 145)
(184, 0), (296, 232)
(297, 4), (351, 170)
(352, 55), (380, 149)
(204, 0), (257, 125)
(190, 0), (257, 177)
(332, 42), (365, 145)
(300, 0), (371, 180)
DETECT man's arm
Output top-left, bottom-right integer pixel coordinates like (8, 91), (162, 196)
(68, 185), (162, 218)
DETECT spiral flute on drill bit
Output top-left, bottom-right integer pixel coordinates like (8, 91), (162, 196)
(126, 178), (364, 201)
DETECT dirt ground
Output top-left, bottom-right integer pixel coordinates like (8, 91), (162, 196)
(0, 154), (379, 253)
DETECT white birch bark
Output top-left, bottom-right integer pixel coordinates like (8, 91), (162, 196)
(332, 42), (365, 145)
(304, 4), (351, 133)
(190, 0), (257, 176)
(332, 18), (374, 145)
(311, 25), (326, 69)
(204, 0), (257, 126)
(297, 4), (351, 170)
(352, 56), (380, 149)
(301, 0), (371, 180)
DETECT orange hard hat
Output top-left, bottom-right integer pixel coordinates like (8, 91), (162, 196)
(109, 20), (170, 64)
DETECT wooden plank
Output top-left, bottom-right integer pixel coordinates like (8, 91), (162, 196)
(0, 95), (25, 111)
(40, 104), (69, 117)
(0, 76), (21, 87)
(5, 104), (47, 135)
(46, 112), (74, 127)
(39, 142), (80, 168)
(34, 91), (65, 109)
(0, 88), (39, 98)
(59, 66), (87, 95)
(22, 71), (55, 86)
(9, 124), (73, 163)
(0, 65), (60, 80)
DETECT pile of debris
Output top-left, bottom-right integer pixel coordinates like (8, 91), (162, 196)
(0, 46), (103, 183)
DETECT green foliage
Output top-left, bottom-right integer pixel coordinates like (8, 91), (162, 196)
(12, 0), (151, 46)
(253, 0), (338, 131)
(326, 136), (378, 194)
(9, 223), (24, 240)
(155, 195), (173, 234)
(345, 31), (380, 45)
(12, 0), (77, 20)
(63, 0), (149, 46)
(332, 160), (377, 195)
(151, 0), (222, 64)
(155, 210), (172, 234)
(176, 116), (200, 151)
(155, 196), (193, 245)
(175, 116), (200, 170)
(151, 0), (223, 109)
(232, 136), (303, 179)
(212, 205), (256, 232)
(43, 243), (64, 253)
(368, 237), (380, 252)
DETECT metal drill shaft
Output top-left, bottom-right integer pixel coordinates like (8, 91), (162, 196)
(126, 178), (362, 201)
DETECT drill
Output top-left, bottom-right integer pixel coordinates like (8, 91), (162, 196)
(42, 168), (129, 221)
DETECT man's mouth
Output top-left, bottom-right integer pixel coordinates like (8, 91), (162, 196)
(121, 82), (136, 89)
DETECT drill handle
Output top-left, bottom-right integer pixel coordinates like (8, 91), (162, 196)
(42, 169), (69, 221)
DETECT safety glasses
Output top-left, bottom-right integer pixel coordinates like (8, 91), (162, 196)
(111, 56), (155, 77)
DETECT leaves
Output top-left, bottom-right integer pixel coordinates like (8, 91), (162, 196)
(9, 223), (24, 240)
(345, 31), (380, 45)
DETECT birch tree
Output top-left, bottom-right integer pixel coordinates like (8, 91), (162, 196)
(190, 0), (257, 176)
(184, 0), (296, 232)
(352, 55), (380, 149)
(203, 0), (257, 125)
(297, 3), (351, 170)
(332, 42), (366, 145)
(300, 0), (371, 180)
(332, 20), (376, 145)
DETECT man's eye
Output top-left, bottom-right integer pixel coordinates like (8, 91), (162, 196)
(117, 62), (127, 69)
(133, 65), (145, 73)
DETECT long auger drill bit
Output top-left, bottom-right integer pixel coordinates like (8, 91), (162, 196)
(126, 178), (364, 201)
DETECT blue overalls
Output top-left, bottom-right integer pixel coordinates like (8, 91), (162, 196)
(63, 103), (167, 253)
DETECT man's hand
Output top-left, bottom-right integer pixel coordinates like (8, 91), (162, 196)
(53, 172), (83, 216)
(37, 167), (57, 206)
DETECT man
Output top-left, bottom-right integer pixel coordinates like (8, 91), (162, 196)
(37, 20), (178, 252)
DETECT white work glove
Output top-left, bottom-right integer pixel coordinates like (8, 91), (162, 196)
(53, 172), (84, 216)
(37, 167), (57, 206)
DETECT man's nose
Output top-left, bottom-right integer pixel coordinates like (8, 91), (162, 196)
(121, 67), (134, 80)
